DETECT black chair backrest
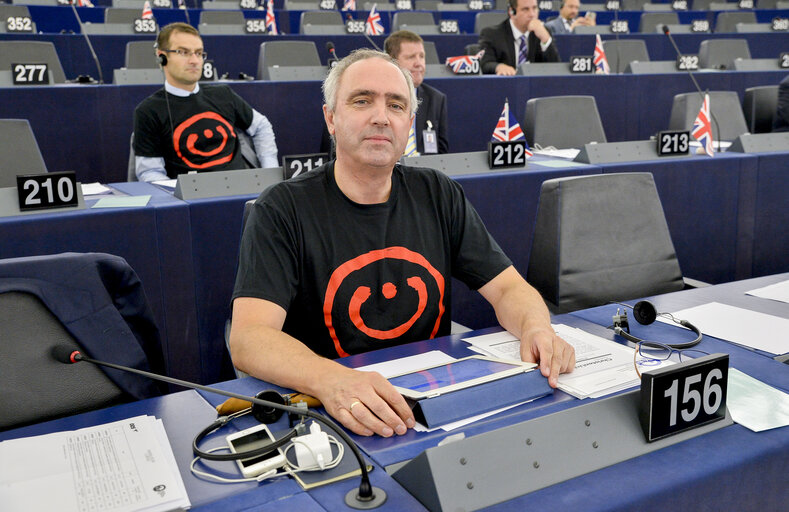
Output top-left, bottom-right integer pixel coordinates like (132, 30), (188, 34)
(0, 41), (67, 83)
(742, 85), (779, 134)
(527, 173), (684, 313)
(668, 91), (749, 141)
(524, 96), (607, 149)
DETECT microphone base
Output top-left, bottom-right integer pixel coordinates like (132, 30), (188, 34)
(344, 486), (387, 509)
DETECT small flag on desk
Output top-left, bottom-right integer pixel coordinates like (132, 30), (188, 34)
(593, 34), (610, 75)
(445, 49), (484, 74)
(141, 0), (153, 19)
(76, 0), (95, 6)
(692, 93), (714, 157)
(491, 100), (533, 157)
(177, 0), (185, 8)
(265, 0), (278, 34)
(365, 4), (384, 35)
(342, 0), (356, 10)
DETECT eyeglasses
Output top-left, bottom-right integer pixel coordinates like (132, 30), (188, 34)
(633, 341), (709, 378)
(163, 49), (208, 60)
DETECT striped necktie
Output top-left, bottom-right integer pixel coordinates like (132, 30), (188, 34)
(518, 34), (528, 66)
(404, 117), (418, 156)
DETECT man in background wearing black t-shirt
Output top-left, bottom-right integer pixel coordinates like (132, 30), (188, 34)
(133, 23), (278, 181)
(230, 49), (574, 438)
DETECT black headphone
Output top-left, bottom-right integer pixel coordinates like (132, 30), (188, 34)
(611, 300), (702, 349)
(508, 0), (517, 16)
(192, 390), (302, 462)
(157, 52), (168, 66)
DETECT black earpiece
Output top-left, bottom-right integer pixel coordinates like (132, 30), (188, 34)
(157, 52), (167, 66)
(251, 389), (288, 424)
(611, 300), (702, 349)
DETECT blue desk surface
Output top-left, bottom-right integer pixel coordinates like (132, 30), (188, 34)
(2, 274), (788, 510)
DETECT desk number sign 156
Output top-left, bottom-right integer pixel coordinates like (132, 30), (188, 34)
(639, 353), (728, 442)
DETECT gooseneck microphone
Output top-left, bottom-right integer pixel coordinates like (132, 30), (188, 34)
(347, 13), (382, 51)
(661, 24), (721, 143)
(52, 345), (386, 509)
(69, 2), (104, 83)
(326, 41), (340, 69)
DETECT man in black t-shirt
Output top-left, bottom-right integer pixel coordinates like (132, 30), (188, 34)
(231, 49), (575, 438)
(133, 23), (277, 181)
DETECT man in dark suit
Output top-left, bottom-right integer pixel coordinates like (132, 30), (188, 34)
(544, 0), (596, 35)
(773, 74), (789, 133)
(384, 30), (449, 154)
(479, 0), (560, 75)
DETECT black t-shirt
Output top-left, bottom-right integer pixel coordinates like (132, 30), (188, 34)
(233, 162), (512, 359)
(133, 84), (254, 178)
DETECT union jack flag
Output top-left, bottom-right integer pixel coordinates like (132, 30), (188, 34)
(177, 0), (185, 9)
(265, 0), (278, 34)
(692, 93), (714, 157)
(445, 49), (484, 74)
(593, 34), (610, 75)
(491, 100), (532, 157)
(75, 0), (94, 6)
(342, 0), (356, 10)
(365, 4), (384, 35)
(141, 0), (153, 19)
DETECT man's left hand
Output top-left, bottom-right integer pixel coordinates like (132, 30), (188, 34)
(520, 327), (575, 387)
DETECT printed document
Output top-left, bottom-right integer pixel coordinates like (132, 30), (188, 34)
(0, 415), (189, 512)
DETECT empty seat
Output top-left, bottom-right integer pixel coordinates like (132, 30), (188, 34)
(708, 1), (738, 9)
(392, 11), (436, 32)
(691, 0), (713, 8)
(639, 12), (678, 33)
(602, 39), (649, 74)
(622, 0), (648, 9)
(300, 10), (345, 34)
(200, 10), (245, 24)
(527, 173), (685, 313)
(415, 0), (440, 8)
(642, 3), (673, 10)
(714, 11), (756, 33)
(0, 119), (47, 187)
(423, 40), (440, 65)
(256, 41), (322, 80)
(524, 95), (607, 149)
(742, 85), (779, 134)
(0, 5), (37, 33)
(576, 24), (627, 34)
(125, 40), (158, 69)
(105, 7), (145, 23)
(202, 0), (245, 8)
(668, 91), (749, 141)
(698, 38), (750, 70)
(756, 0), (777, 7)
(0, 41), (67, 83)
(475, 11), (502, 34)
(0, 252), (166, 430)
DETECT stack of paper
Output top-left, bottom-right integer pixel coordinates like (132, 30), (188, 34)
(0, 415), (190, 512)
(463, 325), (673, 399)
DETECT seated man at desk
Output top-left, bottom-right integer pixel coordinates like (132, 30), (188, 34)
(133, 22), (278, 182)
(229, 49), (575, 438)
(384, 30), (449, 155)
(544, 0), (596, 35)
(479, 0), (560, 76)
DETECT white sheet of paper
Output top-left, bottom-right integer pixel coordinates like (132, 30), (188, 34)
(0, 415), (189, 512)
(353, 350), (455, 378)
(726, 368), (789, 432)
(746, 280), (789, 305)
(80, 182), (111, 195)
(665, 302), (789, 355)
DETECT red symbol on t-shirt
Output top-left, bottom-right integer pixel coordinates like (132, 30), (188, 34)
(323, 247), (445, 357)
(172, 111), (236, 169)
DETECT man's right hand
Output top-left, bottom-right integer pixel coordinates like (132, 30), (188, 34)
(495, 63), (518, 75)
(314, 365), (416, 437)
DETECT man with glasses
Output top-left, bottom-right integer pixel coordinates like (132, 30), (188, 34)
(133, 23), (278, 181)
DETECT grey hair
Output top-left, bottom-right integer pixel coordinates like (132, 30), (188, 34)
(322, 48), (419, 116)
